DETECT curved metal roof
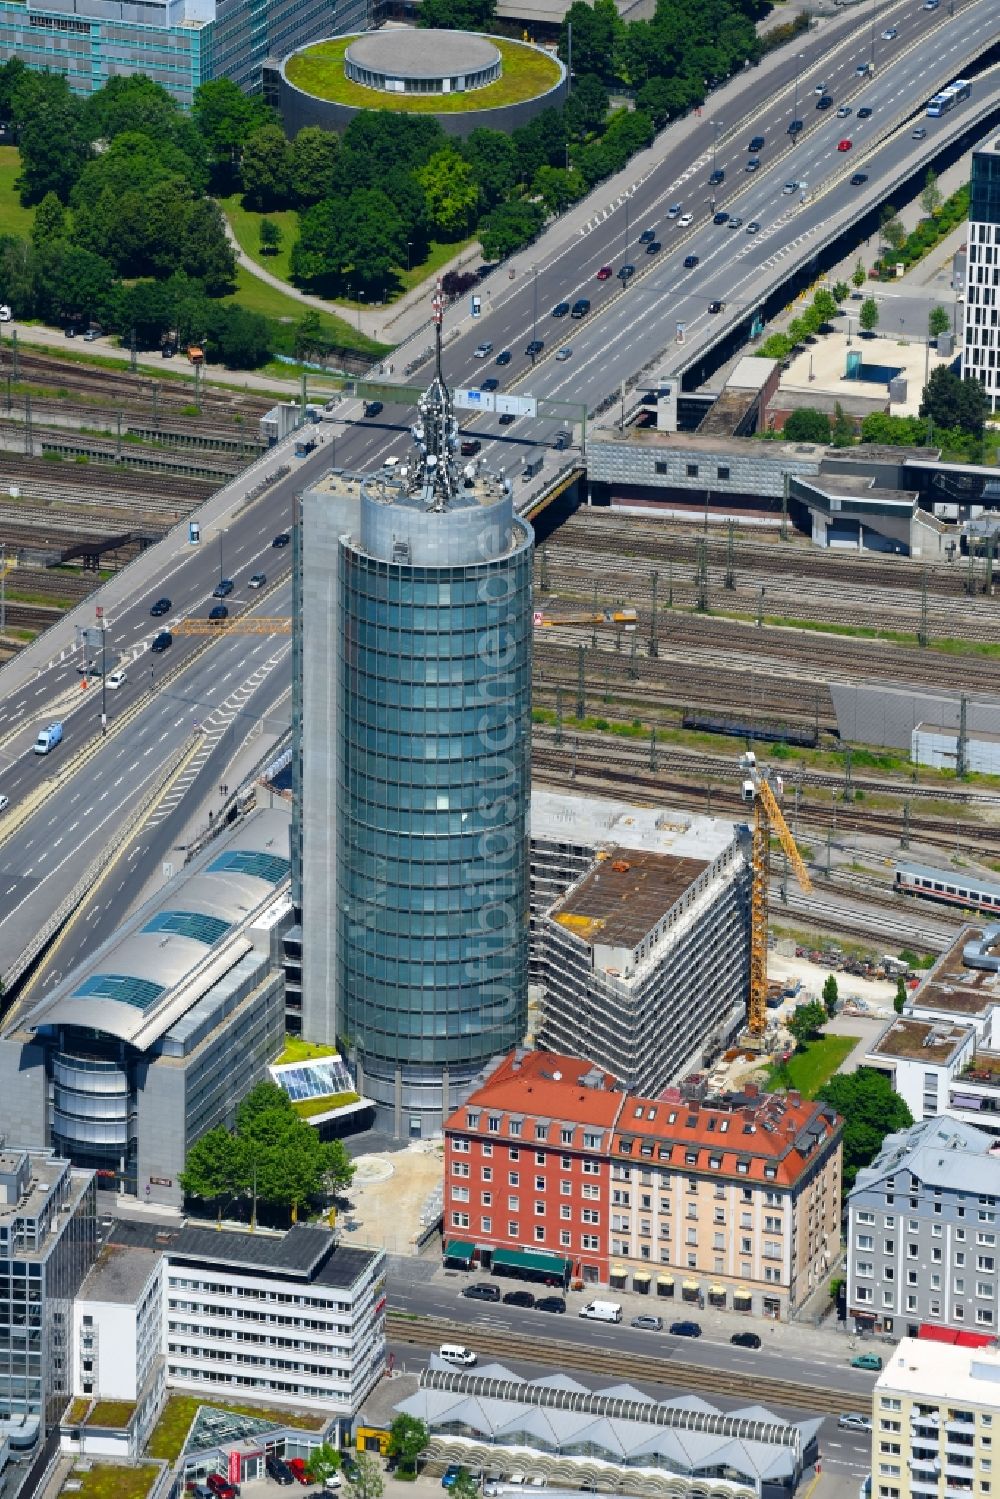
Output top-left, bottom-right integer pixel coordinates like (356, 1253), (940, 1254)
(26, 808), (291, 1048)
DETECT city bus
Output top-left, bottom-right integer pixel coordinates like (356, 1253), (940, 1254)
(927, 78), (971, 115)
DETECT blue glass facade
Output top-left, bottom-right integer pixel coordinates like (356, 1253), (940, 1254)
(337, 530), (533, 1103)
(0, 0), (211, 108)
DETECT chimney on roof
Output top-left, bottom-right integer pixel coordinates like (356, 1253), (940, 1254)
(788, 1090), (801, 1107)
(744, 1083), (759, 1100)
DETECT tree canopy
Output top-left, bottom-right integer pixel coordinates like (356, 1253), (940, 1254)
(818, 1068), (914, 1189)
(919, 367), (989, 436)
(388, 1415), (430, 1476)
(179, 1080), (355, 1225)
(786, 999), (827, 1048)
(783, 409), (831, 444)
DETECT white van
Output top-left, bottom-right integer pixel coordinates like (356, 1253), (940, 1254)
(439, 1343), (477, 1366)
(578, 1300), (622, 1323)
(34, 722), (63, 755)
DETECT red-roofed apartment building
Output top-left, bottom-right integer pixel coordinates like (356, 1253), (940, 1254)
(444, 1049), (843, 1320)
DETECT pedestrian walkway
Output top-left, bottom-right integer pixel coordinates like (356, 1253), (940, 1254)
(221, 217), (483, 345)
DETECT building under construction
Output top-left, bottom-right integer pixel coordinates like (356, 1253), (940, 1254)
(531, 791), (751, 1096)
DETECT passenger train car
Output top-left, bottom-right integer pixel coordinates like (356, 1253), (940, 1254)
(894, 860), (1000, 915)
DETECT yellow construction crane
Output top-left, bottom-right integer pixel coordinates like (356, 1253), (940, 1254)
(175, 617), (291, 635)
(739, 752), (812, 1040)
(535, 608), (637, 629)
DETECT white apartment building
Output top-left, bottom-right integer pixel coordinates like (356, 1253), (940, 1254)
(963, 136), (1000, 412)
(79, 1220), (386, 1423)
(873, 1337), (1000, 1499)
(70, 1242), (164, 1455)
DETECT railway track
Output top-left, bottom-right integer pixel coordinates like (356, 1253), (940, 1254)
(534, 610), (1000, 695)
(529, 734), (1000, 852)
(385, 1312), (864, 1416)
(550, 513), (988, 599)
(3, 350), (272, 420)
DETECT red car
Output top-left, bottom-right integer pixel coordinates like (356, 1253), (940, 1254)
(596, 265), (612, 280)
(286, 1458), (312, 1486)
(206, 1477), (238, 1499)
(837, 138), (852, 151)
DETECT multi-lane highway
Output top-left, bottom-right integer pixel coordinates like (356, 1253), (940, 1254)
(0, 443), (335, 989)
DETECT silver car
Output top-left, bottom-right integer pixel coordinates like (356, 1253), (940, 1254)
(838, 1414), (873, 1433)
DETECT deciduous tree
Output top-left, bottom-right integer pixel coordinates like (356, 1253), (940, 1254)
(928, 304), (950, 338)
(819, 1068), (914, 1188)
(290, 126), (340, 206)
(920, 168), (942, 217)
(388, 1415), (429, 1477)
(822, 974), (839, 1017)
(787, 999), (827, 1048)
(417, 148), (479, 239)
(782, 408), (831, 443)
(241, 124), (293, 211)
(859, 296), (879, 334)
(346, 1453), (384, 1499)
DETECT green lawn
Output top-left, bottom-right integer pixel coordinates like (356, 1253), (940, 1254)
(70, 1464), (159, 1499)
(286, 35), (561, 112)
(293, 1091), (361, 1119)
(767, 1033), (859, 1098)
(277, 1036), (341, 1064)
(221, 192), (474, 306)
(0, 147), (34, 239)
(222, 267), (388, 358)
(222, 193), (300, 283)
(87, 1400), (137, 1428)
(147, 1396), (325, 1463)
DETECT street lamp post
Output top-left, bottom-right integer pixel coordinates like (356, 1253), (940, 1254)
(531, 265), (538, 346)
(792, 52), (804, 137)
(99, 611), (107, 735)
(711, 119), (722, 180)
(624, 194), (630, 261)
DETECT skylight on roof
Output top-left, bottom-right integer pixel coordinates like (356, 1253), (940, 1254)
(73, 974), (166, 1011)
(208, 849), (290, 885)
(143, 911), (231, 945)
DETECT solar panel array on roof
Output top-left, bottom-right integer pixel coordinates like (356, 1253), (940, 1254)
(142, 910), (232, 945)
(73, 973), (166, 1011)
(208, 849), (290, 884)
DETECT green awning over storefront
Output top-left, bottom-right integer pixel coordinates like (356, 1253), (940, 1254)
(491, 1248), (572, 1278)
(443, 1240), (475, 1262)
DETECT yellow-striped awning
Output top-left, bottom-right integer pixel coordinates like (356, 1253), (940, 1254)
(633, 1270), (652, 1281)
(657, 1275), (675, 1284)
(611, 1263), (627, 1275)
(737, 1286), (750, 1294)
(710, 1284), (726, 1295)
(682, 1279), (699, 1290)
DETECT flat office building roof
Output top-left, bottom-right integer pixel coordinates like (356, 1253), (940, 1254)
(550, 846), (709, 951)
(877, 1336), (1000, 1404)
(107, 1218), (379, 1287)
(911, 925), (1000, 1018)
(531, 789), (737, 863)
(869, 1016), (973, 1064)
(78, 1242), (159, 1305)
(588, 425), (829, 461)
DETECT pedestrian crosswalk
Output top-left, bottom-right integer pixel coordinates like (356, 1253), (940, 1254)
(144, 643), (290, 830)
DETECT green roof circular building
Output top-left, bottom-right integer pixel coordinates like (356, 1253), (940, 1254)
(280, 29), (567, 140)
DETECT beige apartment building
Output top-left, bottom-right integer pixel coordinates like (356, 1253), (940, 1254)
(606, 1081), (842, 1318)
(873, 1337), (1000, 1499)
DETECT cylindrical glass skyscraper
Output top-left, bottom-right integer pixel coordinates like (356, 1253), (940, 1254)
(337, 481), (533, 1132)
